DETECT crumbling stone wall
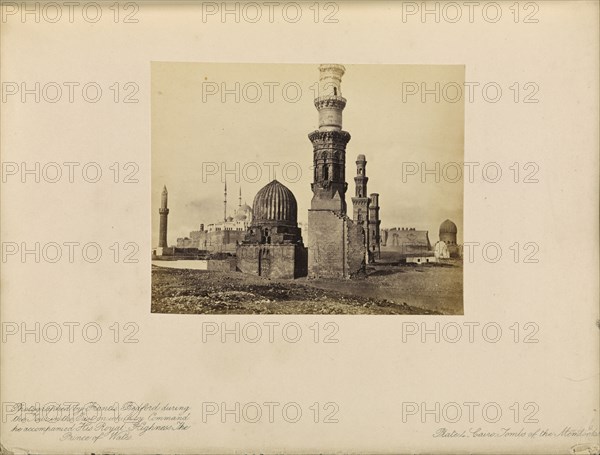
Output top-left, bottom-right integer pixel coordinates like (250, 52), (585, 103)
(308, 210), (345, 278)
(308, 210), (365, 278)
(345, 219), (367, 278)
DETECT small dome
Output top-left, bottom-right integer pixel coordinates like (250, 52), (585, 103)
(439, 219), (457, 234)
(226, 216), (234, 222)
(252, 180), (297, 226)
(356, 154), (366, 162)
(234, 204), (252, 221)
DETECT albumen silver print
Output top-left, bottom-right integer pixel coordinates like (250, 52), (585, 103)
(151, 63), (464, 315)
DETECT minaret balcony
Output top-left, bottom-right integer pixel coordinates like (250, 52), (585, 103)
(314, 96), (347, 110)
(308, 129), (351, 146)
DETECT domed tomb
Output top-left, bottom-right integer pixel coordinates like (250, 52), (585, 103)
(243, 180), (303, 245)
(439, 218), (459, 257)
(237, 180), (308, 279)
(252, 180), (298, 226)
(439, 219), (457, 235)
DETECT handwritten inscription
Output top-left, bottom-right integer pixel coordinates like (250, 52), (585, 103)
(6, 402), (190, 443)
(433, 426), (599, 440)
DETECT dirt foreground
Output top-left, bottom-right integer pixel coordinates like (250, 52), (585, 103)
(151, 262), (463, 315)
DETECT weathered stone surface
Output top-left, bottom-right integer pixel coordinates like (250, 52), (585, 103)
(308, 210), (365, 279)
(345, 219), (367, 278)
(237, 244), (307, 280)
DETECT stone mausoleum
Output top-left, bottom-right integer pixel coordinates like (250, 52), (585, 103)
(438, 218), (459, 258)
(236, 179), (308, 279)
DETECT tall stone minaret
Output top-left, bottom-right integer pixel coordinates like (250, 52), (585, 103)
(158, 185), (169, 248)
(308, 64), (367, 279)
(368, 193), (381, 260)
(351, 154), (371, 263)
(352, 154), (369, 218)
(308, 64), (351, 214)
(223, 180), (227, 221)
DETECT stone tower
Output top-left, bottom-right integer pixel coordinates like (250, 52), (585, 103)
(308, 64), (350, 213)
(223, 180), (228, 221)
(351, 154), (370, 262)
(368, 193), (381, 259)
(307, 64), (366, 278)
(158, 185), (169, 248)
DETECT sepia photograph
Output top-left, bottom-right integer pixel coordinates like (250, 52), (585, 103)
(151, 63), (464, 315)
(2, 2), (597, 454)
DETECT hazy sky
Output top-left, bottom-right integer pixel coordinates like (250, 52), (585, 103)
(152, 63), (464, 247)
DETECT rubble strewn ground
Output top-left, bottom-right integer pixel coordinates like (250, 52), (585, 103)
(151, 260), (462, 315)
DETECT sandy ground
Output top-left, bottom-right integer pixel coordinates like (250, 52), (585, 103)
(151, 259), (462, 315)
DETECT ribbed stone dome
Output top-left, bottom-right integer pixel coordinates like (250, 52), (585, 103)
(439, 219), (458, 234)
(252, 180), (297, 226)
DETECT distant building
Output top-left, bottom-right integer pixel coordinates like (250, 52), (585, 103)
(237, 180), (308, 279)
(381, 227), (431, 256)
(176, 185), (253, 253)
(407, 255), (438, 264)
(439, 219), (459, 258)
(434, 240), (450, 259)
